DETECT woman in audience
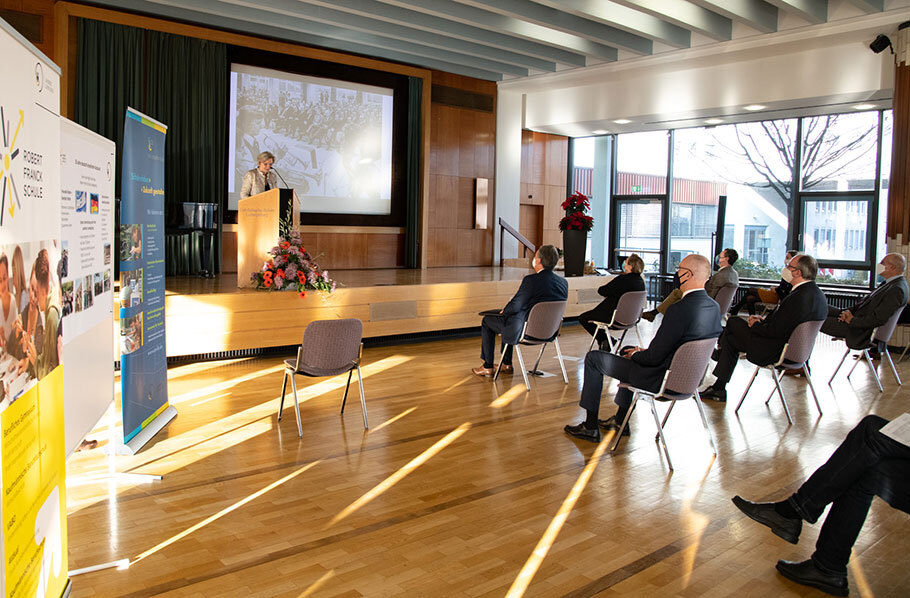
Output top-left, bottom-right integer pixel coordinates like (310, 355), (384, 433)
(730, 250), (798, 316)
(578, 253), (645, 350)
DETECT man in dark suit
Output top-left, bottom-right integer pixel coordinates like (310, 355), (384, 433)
(577, 253), (645, 350)
(701, 254), (828, 402)
(472, 245), (568, 377)
(642, 248), (738, 321)
(564, 254), (722, 442)
(820, 253), (909, 350)
(732, 415), (909, 596)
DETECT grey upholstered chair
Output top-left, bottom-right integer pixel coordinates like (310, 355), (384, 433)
(493, 300), (568, 391)
(587, 290), (646, 352)
(278, 318), (369, 437)
(610, 337), (718, 471)
(828, 305), (903, 392)
(713, 284), (738, 324)
(734, 319), (825, 424)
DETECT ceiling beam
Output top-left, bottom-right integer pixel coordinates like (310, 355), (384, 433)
(378, 0), (623, 61)
(844, 0), (884, 11)
(688, 0), (778, 33)
(765, 0), (827, 24)
(608, 0), (732, 41)
(298, 0), (588, 67)
(459, 0), (685, 49)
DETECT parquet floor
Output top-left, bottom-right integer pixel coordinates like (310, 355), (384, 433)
(65, 319), (910, 597)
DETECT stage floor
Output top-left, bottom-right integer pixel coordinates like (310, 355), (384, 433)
(157, 267), (609, 357)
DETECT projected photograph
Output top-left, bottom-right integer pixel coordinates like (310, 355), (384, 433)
(228, 64), (394, 215)
(74, 279), (83, 313)
(93, 272), (103, 296)
(75, 190), (87, 213)
(103, 270), (111, 292)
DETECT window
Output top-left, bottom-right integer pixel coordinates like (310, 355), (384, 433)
(803, 197), (870, 262)
(800, 112), (878, 192)
(616, 199), (662, 272)
(615, 131), (668, 195)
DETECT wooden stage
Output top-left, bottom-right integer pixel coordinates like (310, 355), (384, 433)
(157, 267), (607, 357)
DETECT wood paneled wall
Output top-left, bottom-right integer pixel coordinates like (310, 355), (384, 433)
(1, 0), (54, 58)
(428, 71), (496, 267)
(520, 131), (569, 250)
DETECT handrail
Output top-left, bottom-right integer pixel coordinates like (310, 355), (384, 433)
(499, 217), (536, 266)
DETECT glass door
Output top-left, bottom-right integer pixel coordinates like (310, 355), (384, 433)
(612, 196), (663, 273)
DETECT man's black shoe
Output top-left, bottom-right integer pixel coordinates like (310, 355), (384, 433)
(732, 496), (801, 544)
(597, 415), (630, 436)
(564, 422), (602, 443)
(700, 385), (727, 403)
(776, 559), (848, 596)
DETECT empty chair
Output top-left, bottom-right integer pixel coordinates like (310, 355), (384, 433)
(610, 337), (718, 471)
(587, 290), (646, 352)
(713, 284), (738, 323)
(829, 305), (904, 392)
(278, 318), (368, 437)
(734, 319), (825, 425)
(494, 300), (568, 390)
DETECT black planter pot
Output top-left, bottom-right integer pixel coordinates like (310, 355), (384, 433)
(562, 229), (586, 277)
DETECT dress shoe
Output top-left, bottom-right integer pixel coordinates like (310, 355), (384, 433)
(776, 559), (848, 596)
(472, 365), (494, 377)
(732, 496), (801, 544)
(597, 415), (630, 436)
(564, 422), (602, 443)
(499, 364), (514, 373)
(700, 385), (727, 403)
(641, 309), (657, 322)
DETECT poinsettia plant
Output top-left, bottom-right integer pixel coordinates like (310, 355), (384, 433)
(559, 191), (594, 232)
(251, 231), (336, 297)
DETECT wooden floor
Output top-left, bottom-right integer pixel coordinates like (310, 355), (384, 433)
(67, 320), (910, 597)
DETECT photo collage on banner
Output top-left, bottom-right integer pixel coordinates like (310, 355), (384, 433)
(119, 107), (171, 449)
(0, 17), (68, 598)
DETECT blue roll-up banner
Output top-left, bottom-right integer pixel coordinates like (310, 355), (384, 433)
(119, 107), (175, 453)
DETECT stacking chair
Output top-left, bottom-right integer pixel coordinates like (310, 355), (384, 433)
(828, 306), (903, 392)
(713, 285), (738, 323)
(278, 318), (369, 437)
(610, 337), (718, 471)
(734, 319), (825, 424)
(587, 290), (647, 352)
(493, 300), (568, 391)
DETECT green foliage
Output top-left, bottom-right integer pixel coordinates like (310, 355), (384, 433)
(732, 259), (781, 281)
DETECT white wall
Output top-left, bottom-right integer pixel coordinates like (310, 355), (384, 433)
(494, 90), (523, 261)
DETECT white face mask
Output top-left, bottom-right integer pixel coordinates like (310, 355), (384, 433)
(781, 267), (794, 283)
(875, 263), (886, 277)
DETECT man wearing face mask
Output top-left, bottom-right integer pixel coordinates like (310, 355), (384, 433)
(565, 254), (722, 442)
(819, 253), (909, 350)
(642, 248), (739, 321)
(731, 250), (798, 316)
(701, 254), (828, 402)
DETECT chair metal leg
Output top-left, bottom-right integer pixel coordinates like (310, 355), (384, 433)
(290, 374), (303, 437)
(554, 338), (569, 384)
(771, 369), (793, 424)
(693, 391), (717, 455)
(515, 345), (530, 390)
(884, 347), (902, 385)
(647, 396), (673, 470)
(828, 348), (850, 385)
(861, 350), (884, 392)
(735, 365), (760, 414)
(340, 369), (353, 414)
(615, 330), (628, 353)
(278, 371), (288, 421)
(610, 392), (638, 452)
(900, 342), (910, 363)
(356, 365), (369, 429)
(847, 350), (863, 377)
(659, 399), (677, 432)
(804, 365), (823, 415)
(530, 344), (547, 374)
(493, 344), (509, 381)
(764, 379), (776, 406)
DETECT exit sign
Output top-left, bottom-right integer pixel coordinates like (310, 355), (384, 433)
(631, 185), (642, 192)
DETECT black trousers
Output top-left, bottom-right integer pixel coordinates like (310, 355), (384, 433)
(480, 315), (514, 367)
(790, 415), (910, 574)
(578, 350), (635, 414)
(578, 308), (613, 343)
(820, 305), (851, 340)
(711, 317), (753, 386)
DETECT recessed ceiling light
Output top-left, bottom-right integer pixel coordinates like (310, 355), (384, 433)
(593, 129), (608, 135)
(853, 103), (875, 110)
(705, 118), (724, 125)
(613, 119), (632, 124)
(744, 104), (765, 111)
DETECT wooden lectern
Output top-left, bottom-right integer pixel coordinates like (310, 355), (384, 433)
(237, 188), (300, 287)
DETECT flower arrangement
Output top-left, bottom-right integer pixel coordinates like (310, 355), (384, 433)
(250, 231), (336, 297)
(559, 191), (594, 232)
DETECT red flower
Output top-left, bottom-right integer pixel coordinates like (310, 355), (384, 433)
(263, 278), (273, 288)
(299, 290), (307, 298)
(280, 241), (290, 250)
(276, 268), (285, 278)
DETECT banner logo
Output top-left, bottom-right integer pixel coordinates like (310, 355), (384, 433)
(34, 62), (44, 91)
(0, 106), (25, 224)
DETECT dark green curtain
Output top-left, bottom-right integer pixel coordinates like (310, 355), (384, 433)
(75, 19), (227, 273)
(405, 77), (422, 269)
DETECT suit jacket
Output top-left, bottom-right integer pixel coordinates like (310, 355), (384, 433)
(705, 266), (739, 300)
(775, 277), (793, 300)
(746, 281), (828, 365)
(500, 269), (569, 344)
(627, 289), (723, 392)
(587, 272), (645, 321)
(240, 168), (279, 199)
(844, 276), (910, 347)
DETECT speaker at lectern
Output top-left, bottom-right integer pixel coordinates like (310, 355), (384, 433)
(237, 188), (300, 287)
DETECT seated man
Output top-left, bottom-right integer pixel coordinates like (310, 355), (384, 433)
(701, 254), (827, 402)
(730, 250), (798, 316)
(732, 415), (909, 596)
(577, 253), (645, 350)
(472, 245), (568, 377)
(564, 254), (722, 442)
(642, 248), (739, 321)
(820, 252), (908, 350)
